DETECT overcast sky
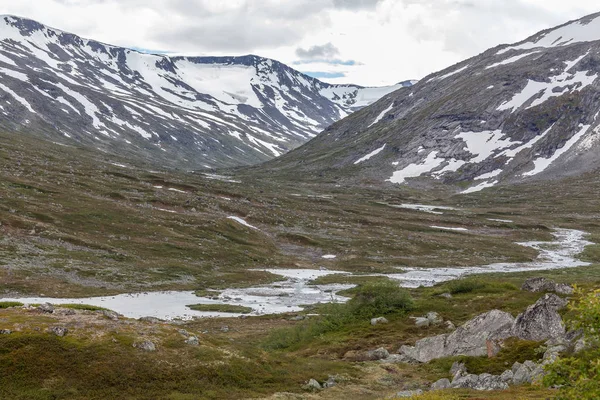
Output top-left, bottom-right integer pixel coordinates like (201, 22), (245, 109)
(0, 1), (598, 86)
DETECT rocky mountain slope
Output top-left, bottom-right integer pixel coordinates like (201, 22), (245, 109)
(0, 16), (405, 169)
(261, 12), (600, 193)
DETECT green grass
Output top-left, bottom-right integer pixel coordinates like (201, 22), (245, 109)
(186, 304), (253, 314)
(0, 302), (23, 309)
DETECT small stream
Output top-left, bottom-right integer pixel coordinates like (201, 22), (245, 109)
(0, 229), (591, 320)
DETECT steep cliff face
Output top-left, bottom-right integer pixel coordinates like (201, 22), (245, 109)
(262, 12), (600, 192)
(0, 16), (404, 168)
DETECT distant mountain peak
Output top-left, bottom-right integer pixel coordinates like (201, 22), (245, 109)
(0, 15), (408, 169)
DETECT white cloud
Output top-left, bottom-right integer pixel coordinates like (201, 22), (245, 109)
(0, 0), (598, 86)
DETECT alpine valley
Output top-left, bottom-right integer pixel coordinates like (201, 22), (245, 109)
(1, 9), (600, 400)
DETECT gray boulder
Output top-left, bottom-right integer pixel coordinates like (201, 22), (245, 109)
(101, 310), (120, 321)
(500, 370), (514, 383)
(431, 378), (451, 390)
(303, 379), (322, 391)
(48, 326), (68, 337)
(0, 329), (12, 335)
(426, 312), (444, 326)
(450, 361), (467, 378)
(37, 303), (54, 314)
(133, 340), (157, 352)
(512, 294), (567, 341)
(475, 373), (510, 390)
(413, 317), (430, 328)
(185, 336), (199, 346)
(451, 373), (479, 388)
(367, 347), (390, 360)
(521, 277), (574, 295)
(439, 293), (453, 299)
(512, 360), (543, 385)
(400, 310), (515, 362)
(371, 317), (389, 325)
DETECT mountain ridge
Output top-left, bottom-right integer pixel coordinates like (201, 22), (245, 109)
(256, 11), (600, 193)
(0, 15), (407, 169)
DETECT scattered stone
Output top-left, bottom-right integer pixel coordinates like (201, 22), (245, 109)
(512, 294), (567, 341)
(371, 317), (389, 325)
(101, 310), (120, 321)
(521, 277), (574, 295)
(367, 347), (390, 361)
(290, 315), (305, 321)
(574, 337), (588, 353)
(52, 308), (76, 316)
(185, 336), (199, 346)
(178, 329), (190, 337)
(439, 293), (453, 299)
(426, 312), (444, 326)
(133, 340), (156, 352)
(37, 303), (54, 314)
(220, 326), (230, 333)
(393, 389), (423, 398)
(323, 376), (338, 388)
(445, 320), (456, 330)
(413, 317), (430, 328)
(302, 379), (322, 391)
(48, 326), (68, 337)
(431, 378), (451, 390)
(0, 329), (12, 335)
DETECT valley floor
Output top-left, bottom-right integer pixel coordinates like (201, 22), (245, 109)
(1, 132), (600, 399)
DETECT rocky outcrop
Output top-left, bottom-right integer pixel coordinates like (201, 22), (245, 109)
(399, 310), (515, 362)
(48, 326), (68, 337)
(512, 294), (567, 341)
(521, 278), (574, 295)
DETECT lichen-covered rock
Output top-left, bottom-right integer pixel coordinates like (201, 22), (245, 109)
(367, 347), (390, 360)
(521, 277), (574, 295)
(399, 310), (515, 362)
(500, 370), (514, 383)
(48, 326), (68, 337)
(133, 340), (156, 352)
(393, 389), (423, 398)
(431, 378), (451, 390)
(512, 360), (542, 385)
(512, 294), (567, 341)
(413, 317), (430, 328)
(451, 373), (479, 388)
(303, 379), (322, 391)
(475, 373), (510, 390)
(371, 317), (389, 325)
(185, 336), (199, 346)
(426, 312), (444, 326)
(37, 303), (54, 314)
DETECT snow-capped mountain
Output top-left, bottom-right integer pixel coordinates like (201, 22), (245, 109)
(262, 12), (600, 192)
(0, 16), (406, 168)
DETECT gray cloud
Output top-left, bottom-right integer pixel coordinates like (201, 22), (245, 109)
(295, 42), (340, 60)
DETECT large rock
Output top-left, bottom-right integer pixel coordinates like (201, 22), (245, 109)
(133, 340), (157, 352)
(367, 347), (390, 361)
(521, 278), (574, 295)
(451, 374), (480, 389)
(431, 378), (451, 390)
(399, 310), (515, 363)
(37, 303), (54, 314)
(512, 294), (567, 341)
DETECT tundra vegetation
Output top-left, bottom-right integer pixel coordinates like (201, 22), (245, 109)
(1, 132), (600, 399)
